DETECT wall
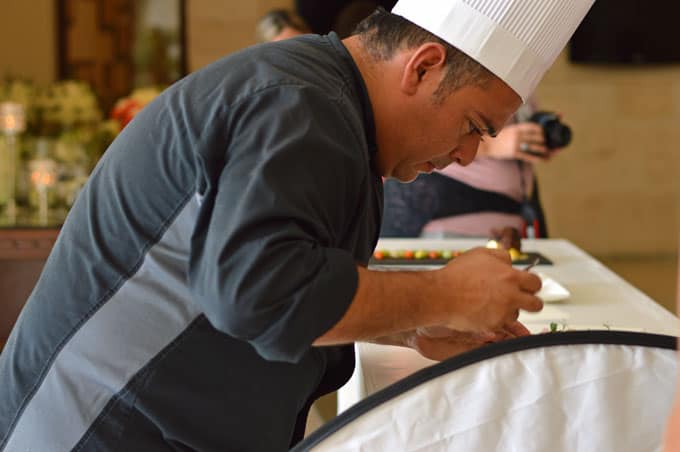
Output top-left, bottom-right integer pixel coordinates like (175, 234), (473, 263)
(0, 0), (56, 83)
(186, 0), (292, 72)
(0, 0), (292, 82)
(535, 52), (680, 256)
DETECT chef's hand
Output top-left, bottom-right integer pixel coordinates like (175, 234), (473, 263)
(405, 321), (530, 361)
(432, 247), (543, 334)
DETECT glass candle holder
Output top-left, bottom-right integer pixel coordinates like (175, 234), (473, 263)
(0, 102), (26, 224)
(0, 102), (26, 135)
(28, 158), (57, 226)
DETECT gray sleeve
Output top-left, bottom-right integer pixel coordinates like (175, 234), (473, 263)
(189, 85), (365, 363)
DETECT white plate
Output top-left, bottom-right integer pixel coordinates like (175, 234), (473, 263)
(519, 305), (570, 323)
(536, 273), (570, 303)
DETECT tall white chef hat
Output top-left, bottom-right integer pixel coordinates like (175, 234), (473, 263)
(392, 0), (595, 101)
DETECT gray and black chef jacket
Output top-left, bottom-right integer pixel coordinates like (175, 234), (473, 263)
(0, 32), (383, 452)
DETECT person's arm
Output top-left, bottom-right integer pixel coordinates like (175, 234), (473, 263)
(189, 85), (542, 364)
(361, 321), (530, 362)
(189, 85), (376, 363)
(315, 247), (542, 345)
(477, 122), (550, 164)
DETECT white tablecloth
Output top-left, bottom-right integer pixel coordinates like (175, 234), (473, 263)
(337, 238), (679, 413)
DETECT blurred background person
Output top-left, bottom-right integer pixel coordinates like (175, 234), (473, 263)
(255, 8), (309, 43)
(295, 0), (396, 37)
(380, 102), (570, 240)
(333, 1), (381, 38)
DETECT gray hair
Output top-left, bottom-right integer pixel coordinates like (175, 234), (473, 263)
(355, 8), (493, 102)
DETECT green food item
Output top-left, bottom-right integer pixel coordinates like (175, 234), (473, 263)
(550, 322), (558, 332)
(441, 250), (453, 260)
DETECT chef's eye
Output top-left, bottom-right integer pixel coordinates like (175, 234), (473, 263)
(468, 121), (485, 141)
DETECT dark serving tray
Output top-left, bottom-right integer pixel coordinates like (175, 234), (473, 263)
(369, 251), (552, 267)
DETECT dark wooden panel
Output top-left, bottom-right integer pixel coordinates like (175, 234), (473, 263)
(0, 228), (59, 349)
(58, 0), (136, 112)
(57, 0), (187, 113)
(0, 260), (48, 347)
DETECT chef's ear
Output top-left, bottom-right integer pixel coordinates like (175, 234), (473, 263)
(400, 42), (447, 95)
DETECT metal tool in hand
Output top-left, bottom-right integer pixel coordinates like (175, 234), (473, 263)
(522, 256), (540, 272)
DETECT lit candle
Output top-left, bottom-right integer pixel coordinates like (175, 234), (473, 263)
(0, 102), (25, 223)
(0, 102), (26, 135)
(28, 159), (57, 226)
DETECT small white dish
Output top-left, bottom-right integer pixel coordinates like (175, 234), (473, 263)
(536, 273), (570, 303)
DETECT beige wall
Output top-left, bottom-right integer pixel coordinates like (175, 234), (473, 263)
(186, 0), (292, 72)
(0, 0), (56, 84)
(1, 2), (678, 257)
(535, 52), (680, 256)
(0, 0), (292, 81)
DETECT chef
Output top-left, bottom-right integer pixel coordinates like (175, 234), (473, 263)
(0, 1), (594, 450)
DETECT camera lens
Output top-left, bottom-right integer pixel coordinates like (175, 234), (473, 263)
(529, 112), (572, 149)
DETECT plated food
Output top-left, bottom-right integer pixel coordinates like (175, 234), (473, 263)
(372, 247), (532, 264)
(372, 249), (463, 261)
(371, 228), (553, 266)
(486, 226), (527, 261)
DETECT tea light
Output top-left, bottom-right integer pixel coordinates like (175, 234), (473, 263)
(28, 158), (57, 225)
(0, 102), (26, 135)
(0, 103), (25, 223)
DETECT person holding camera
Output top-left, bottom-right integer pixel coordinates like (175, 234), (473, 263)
(380, 102), (571, 239)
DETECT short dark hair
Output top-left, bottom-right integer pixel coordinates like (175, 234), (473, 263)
(256, 9), (310, 42)
(333, 1), (381, 39)
(355, 8), (493, 102)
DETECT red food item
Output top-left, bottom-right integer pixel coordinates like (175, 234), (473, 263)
(403, 250), (414, 259)
(373, 250), (385, 260)
(428, 250), (440, 259)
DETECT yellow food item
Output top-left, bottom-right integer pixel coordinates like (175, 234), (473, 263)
(414, 250), (428, 260)
(509, 248), (530, 262)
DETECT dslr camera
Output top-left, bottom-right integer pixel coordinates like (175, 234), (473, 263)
(529, 111), (572, 150)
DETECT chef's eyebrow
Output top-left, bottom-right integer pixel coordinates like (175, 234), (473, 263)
(475, 112), (498, 138)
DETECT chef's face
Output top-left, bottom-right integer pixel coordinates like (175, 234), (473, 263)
(388, 77), (520, 182)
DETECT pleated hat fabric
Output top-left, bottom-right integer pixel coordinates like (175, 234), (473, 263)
(392, 0), (595, 101)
